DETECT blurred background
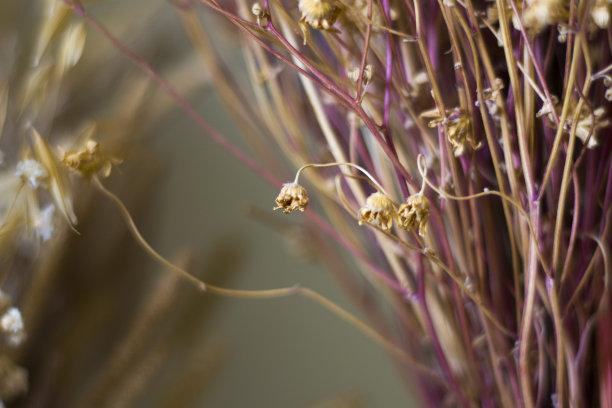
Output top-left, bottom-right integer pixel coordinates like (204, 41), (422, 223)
(1, 1), (417, 406)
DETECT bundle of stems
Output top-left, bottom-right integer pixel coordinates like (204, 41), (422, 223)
(180, 0), (611, 406)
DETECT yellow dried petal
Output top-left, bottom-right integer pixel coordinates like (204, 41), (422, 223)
(31, 127), (77, 226)
(20, 63), (54, 114)
(33, 0), (72, 65)
(0, 82), (8, 139)
(57, 22), (87, 75)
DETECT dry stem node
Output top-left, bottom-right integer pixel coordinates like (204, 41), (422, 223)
(274, 182), (309, 214)
(358, 192), (396, 231)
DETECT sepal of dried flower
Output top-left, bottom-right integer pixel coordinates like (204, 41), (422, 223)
(60, 140), (121, 178)
(536, 95), (559, 124)
(397, 194), (430, 237)
(274, 182), (309, 214)
(299, 0), (343, 44)
(358, 192), (395, 231)
(573, 106), (609, 149)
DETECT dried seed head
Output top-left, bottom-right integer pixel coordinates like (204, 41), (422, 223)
(397, 194), (430, 237)
(274, 182), (309, 214)
(299, 0), (343, 29)
(299, 0), (343, 44)
(522, 0), (567, 34)
(358, 192), (395, 231)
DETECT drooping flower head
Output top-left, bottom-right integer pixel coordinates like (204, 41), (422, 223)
(274, 182), (309, 214)
(358, 192), (395, 231)
(397, 194), (430, 237)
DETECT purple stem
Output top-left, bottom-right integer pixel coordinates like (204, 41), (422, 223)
(381, 0), (410, 199)
(506, 0), (560, 129)
(417, 258), (471, 408)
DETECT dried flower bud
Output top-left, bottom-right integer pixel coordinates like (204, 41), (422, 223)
(358, 192), (395, 231)
(591, 0), (611, 28)
(347, 64), (373, 85)
(252, 2), (269, 26)
(274, 182), (309, 214)
(299, 0), (343, 44)
(397, 194), (430, 237)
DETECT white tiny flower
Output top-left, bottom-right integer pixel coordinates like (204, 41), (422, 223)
(7, 332), (25, 346)
(33, 204), (55, 242)
(1, 307), (24, 334)
(15, 159), (48, 189)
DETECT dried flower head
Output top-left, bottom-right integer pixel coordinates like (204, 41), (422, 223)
(358, 192), (395, 231)
(60, 140), (121, 178)
(423, 108), (477, 156)
(397, 194), (430, 237)
(299, 0), (344, 44)
(522, 0), (567, 34)
(274, 182), (309, 214)
(592, 0), (611, 28)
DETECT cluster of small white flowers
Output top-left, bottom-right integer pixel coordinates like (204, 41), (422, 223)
(0, 307), (25, 346)
(33, 204), (55, 242)
(1, 308), (23, 335)
(14, 159), (47, 189)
